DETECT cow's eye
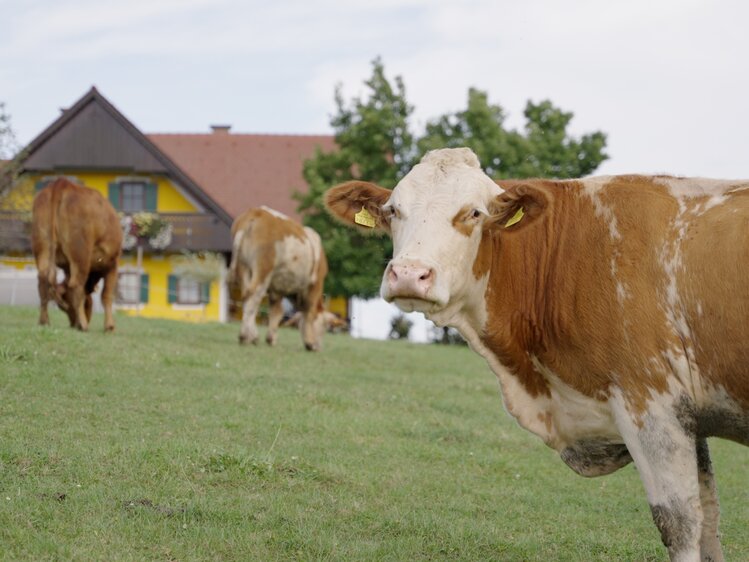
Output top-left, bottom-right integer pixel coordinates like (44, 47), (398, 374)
(470, 209), (482, 220)
(384, 205), (399, 220)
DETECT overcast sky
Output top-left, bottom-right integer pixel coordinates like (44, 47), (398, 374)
(2, 0), (748, 178)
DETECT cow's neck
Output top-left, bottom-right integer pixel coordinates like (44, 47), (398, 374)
(465, 196), (595, 443)
(481, 218), (570, 384)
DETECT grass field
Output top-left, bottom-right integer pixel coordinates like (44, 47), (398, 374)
(0, 306), (747, 561)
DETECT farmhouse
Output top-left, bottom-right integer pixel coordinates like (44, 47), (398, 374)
(0, 87), (336, 323)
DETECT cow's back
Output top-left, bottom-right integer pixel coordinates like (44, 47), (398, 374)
(593, 177), (749, 408)
(671, 183), (749, 413)
(546, 176), (749, 422)
(32, 178), (121, 272)
(232, 207), (316, 295)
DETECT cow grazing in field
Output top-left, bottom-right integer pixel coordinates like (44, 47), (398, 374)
(229, 206), (329, 351)
(325, 148), (749, 562)
(281, 310), (349, 333)
(31, 177), (122, 331)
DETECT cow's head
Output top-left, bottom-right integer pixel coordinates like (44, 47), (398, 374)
(325, 148), (547, 324)
(300, 301), (327, 351)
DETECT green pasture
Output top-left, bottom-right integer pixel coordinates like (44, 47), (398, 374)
(0, 306), (746, 561)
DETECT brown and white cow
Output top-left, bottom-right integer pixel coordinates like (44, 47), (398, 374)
(229, 206), (329, 351)
(31, 177), (122, 331)
(325, 148), (749, 562)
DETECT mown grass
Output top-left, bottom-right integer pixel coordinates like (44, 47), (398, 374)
(0, 305), (746, 561)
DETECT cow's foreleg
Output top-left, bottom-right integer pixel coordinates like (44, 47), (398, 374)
(265, 295), (283, 346)
(696, 438), (724, 562)
(239, 276), (271, 346)
(100, 267), (118, 332)
(613, 393), (703, 562)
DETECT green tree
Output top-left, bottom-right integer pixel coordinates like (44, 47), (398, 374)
(0, 103), (26, 206)
(296, 58), (414, 298)
(417, 88), (607, 179)
(299, 66), (608, 300)
(0, 102), (20, 161)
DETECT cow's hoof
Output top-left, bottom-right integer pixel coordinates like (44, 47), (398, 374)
(105, 326), (115, 333)
(266, 336), (277, 346)
(239, 335), (259, 346)
(304, 343), (320, 352)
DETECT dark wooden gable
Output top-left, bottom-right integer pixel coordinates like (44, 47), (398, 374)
(23, 92), (167, 173)
(11, 87), (234, 231)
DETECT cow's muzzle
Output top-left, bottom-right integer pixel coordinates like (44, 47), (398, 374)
(384, 260), (435, 302)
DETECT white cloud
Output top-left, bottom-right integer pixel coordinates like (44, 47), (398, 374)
(3, 0), (749, 177)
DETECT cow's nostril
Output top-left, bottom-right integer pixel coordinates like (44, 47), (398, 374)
(419, 269), (433, 282)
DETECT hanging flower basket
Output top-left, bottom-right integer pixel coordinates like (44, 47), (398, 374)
(120, 212), (172, 251)
(170, 251), (226, 283)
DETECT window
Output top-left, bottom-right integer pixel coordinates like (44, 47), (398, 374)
(168, 275), (210, 305)
(121, 182), (145, 213)
(108, 179), (157, 212)
(177, 278), (201, 305)
(116, 272), (149, 304)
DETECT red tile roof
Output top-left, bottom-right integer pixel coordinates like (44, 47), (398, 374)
(149, 131), (336, 221)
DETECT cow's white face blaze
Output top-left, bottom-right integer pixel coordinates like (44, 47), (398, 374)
(384, 155), (501, 315)
(325, 148), (502, 320)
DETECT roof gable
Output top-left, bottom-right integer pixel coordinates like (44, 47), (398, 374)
(15, 87), (232, 226)
(24, 88), (167, 173)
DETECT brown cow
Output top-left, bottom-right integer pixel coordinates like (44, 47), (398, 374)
(229, 206), (329, 350)
(31, 178), (122, 331)
(325, 148), (749, 562)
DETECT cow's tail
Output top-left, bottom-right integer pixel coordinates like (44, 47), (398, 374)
(46, 181), (63, 288)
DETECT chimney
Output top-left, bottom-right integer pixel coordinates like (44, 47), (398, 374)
(210, 124), (231, 134)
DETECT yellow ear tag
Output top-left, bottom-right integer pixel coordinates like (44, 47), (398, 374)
(354, 207), (376, 228)
(504, 206), (525, 228)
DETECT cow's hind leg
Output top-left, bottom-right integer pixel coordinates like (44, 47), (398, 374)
(265, 294), (283, 346)
(66, 262), (90, 331)
(696, 438), (724, 562)
(37, 270), (52, 326)
(84, 271), (101, 327)
(100, 267), (118, 332)
(613, 393), (703, 562)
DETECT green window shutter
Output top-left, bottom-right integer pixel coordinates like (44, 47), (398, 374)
(200, 282), (210, 304)
(140, 274), (149, 304)
(144, 182), (158, 211)
(35, 180), (47, 192)
(108, 182), (121, 210)
(167, 275), (178, 304)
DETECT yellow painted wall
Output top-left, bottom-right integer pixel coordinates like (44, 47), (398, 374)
(34, 172), (198, 213)
(0, 256), (35, 270)
(118, 254), (222, 322)
(1, 255), (223, 323)
(1, 172), (197, 213)
(1, 172), (223, 322)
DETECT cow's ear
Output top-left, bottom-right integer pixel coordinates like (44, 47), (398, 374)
(324, 181), (392, 235)
(486, 183), (550, 232)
